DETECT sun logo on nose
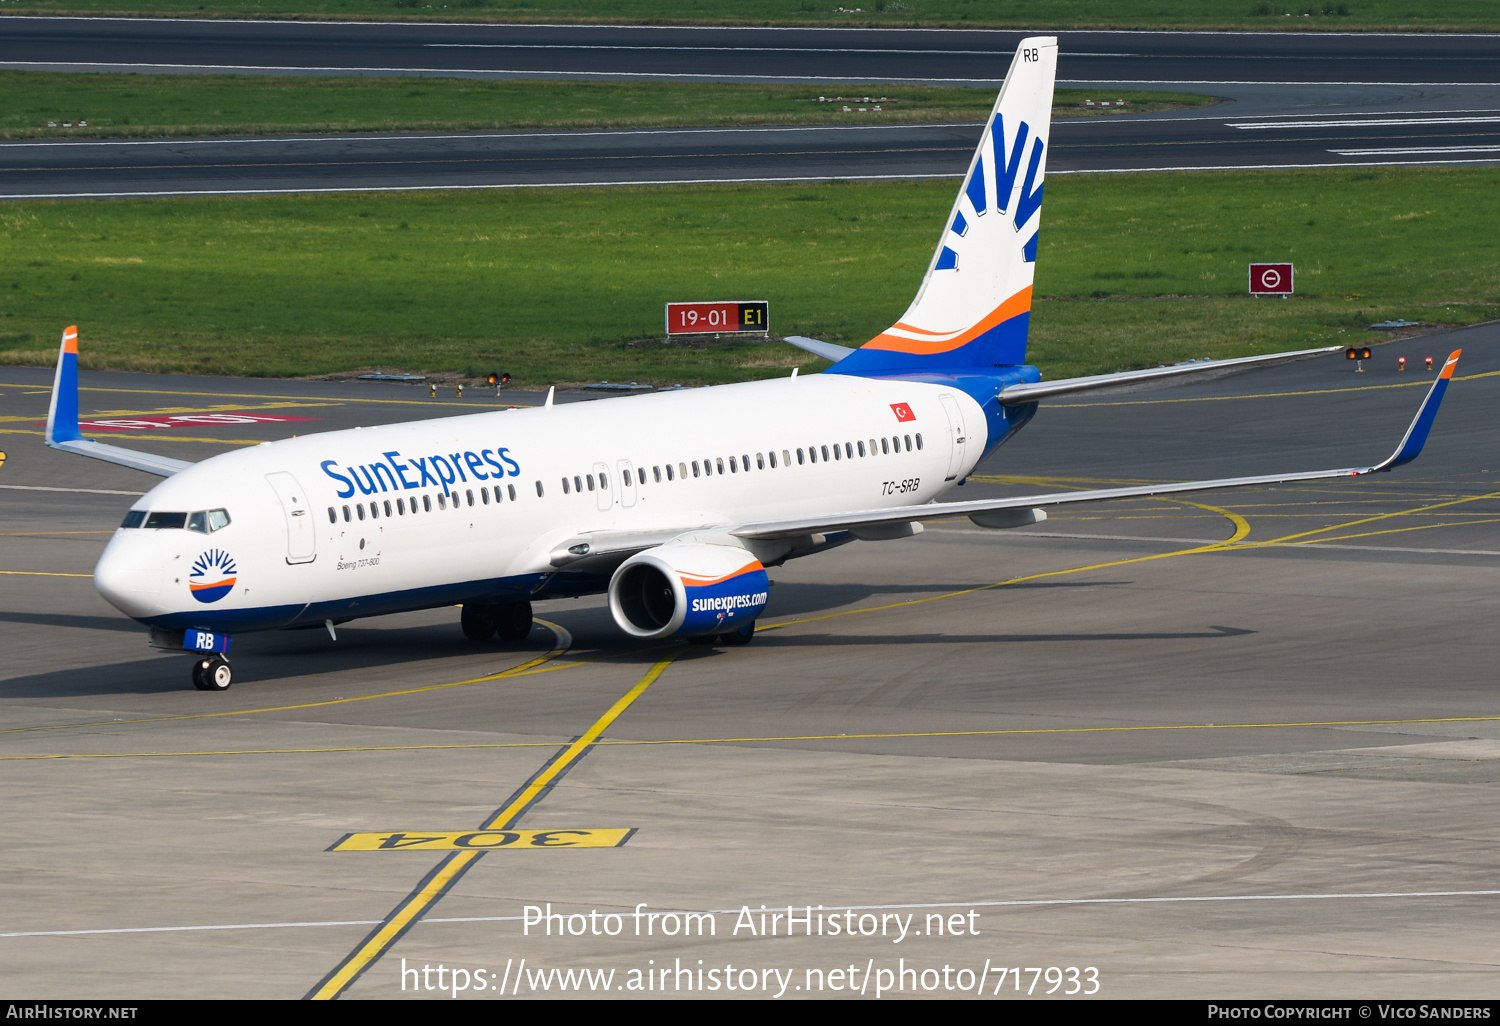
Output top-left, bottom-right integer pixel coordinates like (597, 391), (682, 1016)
(189, 548), (238, 604)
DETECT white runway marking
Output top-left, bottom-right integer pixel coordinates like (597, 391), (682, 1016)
(1330, 145), (1500, 156)
(1232, 115), (1500, 129)
(0, 484), (144, 496)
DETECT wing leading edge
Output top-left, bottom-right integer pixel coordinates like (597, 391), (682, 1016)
(732, 350), (1461, 541)
(44, 326), (193, 478)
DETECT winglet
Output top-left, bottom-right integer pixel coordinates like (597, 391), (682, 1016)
(1368, 349), (1460, 473)
(45, 325), (82, 445)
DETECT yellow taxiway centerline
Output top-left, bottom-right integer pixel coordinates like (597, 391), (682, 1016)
(306, 648), (684, 1001)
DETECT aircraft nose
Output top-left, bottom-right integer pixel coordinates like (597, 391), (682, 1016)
(94, 532), (164, 619)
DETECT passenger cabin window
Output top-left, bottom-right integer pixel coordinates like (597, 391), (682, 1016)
(756, 453), (765, 470)
(600, 471), (609, 490)
(397, 498), (406, 515)
(833, 445), (841, 461)
(692, 461), (700, 478)
(905, 434), (912, 451)
(881, 438), (890, 454)
(534, 481), (544, 498)
(481, 488), (489, 505)
(509, 484), (518, 501)
(768, 452), (777, 469)
(326, 507), (337, 524)
(858, 441), (866, 457)
(357, 504), (366, 520)
(343, 505), (352, 521)
(639, 468), (647, 485)
(121, 510), (147, 529)
(585, 474), (594, 492)
(424, 495), (433, 511)
(562, 477), (571, 495)
(782, 449), (790, 466)
(653, 466), (662, 483)
(916, 433), (923, 450)
(797, 448), (805, 465)
(369, 503), (379, 520)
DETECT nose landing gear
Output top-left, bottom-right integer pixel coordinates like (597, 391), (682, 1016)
(191, 654), (233, 691)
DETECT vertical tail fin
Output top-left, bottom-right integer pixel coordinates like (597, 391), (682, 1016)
(832, 37), (1057, 377)
(45, 325), (82, 445)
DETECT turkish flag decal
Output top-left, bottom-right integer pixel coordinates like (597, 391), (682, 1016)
(890, 402), (916, 422)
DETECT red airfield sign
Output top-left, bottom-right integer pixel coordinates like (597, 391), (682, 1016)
(1249, 263), (1294, 295)
(665, 301), (769, 335)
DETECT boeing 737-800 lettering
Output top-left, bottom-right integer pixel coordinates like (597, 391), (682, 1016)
(42, 38), (1462, 691)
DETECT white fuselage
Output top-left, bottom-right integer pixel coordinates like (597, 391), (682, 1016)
(93, 374), (986, 633)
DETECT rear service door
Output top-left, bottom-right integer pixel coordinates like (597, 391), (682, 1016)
(265, 471), (316, 564)
(938, 394), (967, 481)
(617, 460), (637, 508)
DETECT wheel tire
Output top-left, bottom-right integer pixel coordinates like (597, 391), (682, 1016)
(200, 656), (233, 691)
(191, 659), (213, 690)
(720, 620), (756, 646)
(460, 603), (496, 641)
(493, 601), (533, 643)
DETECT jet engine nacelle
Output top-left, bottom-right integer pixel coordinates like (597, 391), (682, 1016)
(608, 542), (769, 639)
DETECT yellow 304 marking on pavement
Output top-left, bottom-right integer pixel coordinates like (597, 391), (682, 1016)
(329, 828), (634, 852)
(307, 649), (684, 1001)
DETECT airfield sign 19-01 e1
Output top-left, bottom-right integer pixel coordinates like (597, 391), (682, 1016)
(665, 300), (769, 336)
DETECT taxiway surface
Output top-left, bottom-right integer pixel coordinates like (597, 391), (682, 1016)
(4, 19), (1499, 85)
(1, 324), (1498, 996)
(10, 104), (1500, 199)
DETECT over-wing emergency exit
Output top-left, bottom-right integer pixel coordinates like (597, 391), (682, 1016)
(43, 37), (1461, 690)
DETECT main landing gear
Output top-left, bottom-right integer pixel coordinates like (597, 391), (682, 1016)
(191, 654), (233, 691)
(689, 620), (757, 647)
(461, 600), (534, 643)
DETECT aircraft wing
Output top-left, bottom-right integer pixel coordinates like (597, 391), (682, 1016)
(732, 350), (1460, 542)
(995, 344), (1343, 404)
(44, 327), (193, 478)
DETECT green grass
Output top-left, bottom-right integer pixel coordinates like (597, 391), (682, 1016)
(2, 0), (1496, 30)
(5, 73), (1210, 140)
(0, 167), (1495, 386)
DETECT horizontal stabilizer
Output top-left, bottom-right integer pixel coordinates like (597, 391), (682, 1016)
(44, 326), (193, 478)
(783, 336), (854, 364)
(50, 438), (193, 477)
(998, 345), (1341, 405)
(734, 351), (1460, 540)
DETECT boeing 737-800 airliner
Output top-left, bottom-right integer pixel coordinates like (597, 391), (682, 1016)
(42, 38), (1460, 690)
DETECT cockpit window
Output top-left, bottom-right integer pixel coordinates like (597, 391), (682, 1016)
(144, 512), (187, 529)
(131, 509), (231, 532)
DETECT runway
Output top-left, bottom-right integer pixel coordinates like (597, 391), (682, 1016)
(5, 17), (1500, 197)
(8, 106), (1500, 199)
(3, 18), (1499, 85)
(2, 323), (1499, 996)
